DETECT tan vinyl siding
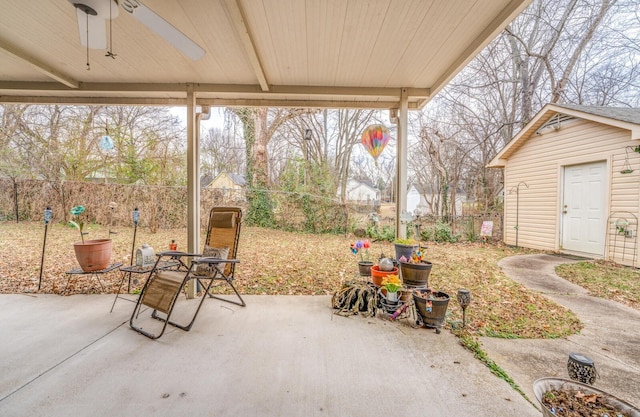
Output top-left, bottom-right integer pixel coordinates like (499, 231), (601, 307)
(503, 118), (640, 265)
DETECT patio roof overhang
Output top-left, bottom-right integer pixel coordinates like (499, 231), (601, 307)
(0, 0), (530, 110)
(0, 0), (532, 273)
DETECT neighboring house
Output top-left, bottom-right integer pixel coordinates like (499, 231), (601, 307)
(205, 172), (246, 201)
(408, 184), (466, 216)
(407, 184), (428, 215)
(85, 168), (117, 183)
(488, 103), (640, 266)
(339, 179), (380, 204)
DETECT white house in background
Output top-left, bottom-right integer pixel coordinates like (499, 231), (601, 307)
(407, 184), (428, 214)
(408, 184), (467, 216)
(339, 179), (380, 203)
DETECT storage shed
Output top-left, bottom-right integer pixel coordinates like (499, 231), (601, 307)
(488, 104), (640, 266)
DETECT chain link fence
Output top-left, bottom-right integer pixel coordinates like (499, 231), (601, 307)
(0, 178), (502, 241)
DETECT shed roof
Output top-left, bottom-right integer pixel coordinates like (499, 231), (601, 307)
(554, 104), (640, 125)
(0, 0), (532, 109)
(488, 103), (640, 168)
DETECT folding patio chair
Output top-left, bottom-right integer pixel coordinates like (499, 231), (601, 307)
(129, 207), (244, 339)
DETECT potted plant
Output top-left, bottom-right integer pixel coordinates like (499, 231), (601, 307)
(393, 238), (419, 261)
(398, 246), (432, 287)
(413, 288), (450, 333)
(381, 274), (402, 302)
(371, 260), (399, 287)
(350, 239), (373, 276)
(70, 205), (113, 272)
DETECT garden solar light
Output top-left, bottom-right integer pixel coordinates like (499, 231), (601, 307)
(44, 206), (52, 225)
(457, 288), (471, 328)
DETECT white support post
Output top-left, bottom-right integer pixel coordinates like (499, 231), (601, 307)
(186, 84), (200, 299)
(396, 88), (409, 239)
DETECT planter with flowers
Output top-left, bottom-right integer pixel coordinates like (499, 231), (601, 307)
(350, 239), (373, 276)
(398, 246), (432, 287)
(393, 238), (419, 261)
(70, 205), (113, 272)
(379, 274), (403, 314)
(381, 274), (402, 302)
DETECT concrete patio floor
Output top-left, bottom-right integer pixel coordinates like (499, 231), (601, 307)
(0, 294), (539, 417)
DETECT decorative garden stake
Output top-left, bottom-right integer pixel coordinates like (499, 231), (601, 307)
(108, 201), (118, 238)
(38, 206), (52, 290)
(457, 288), (471, 328)
(130, 207), (140, 261)
(508, 181), (528, 248)
(127, 208), (140, 291)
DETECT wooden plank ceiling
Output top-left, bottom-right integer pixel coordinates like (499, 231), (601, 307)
(0, 0), (531, 109)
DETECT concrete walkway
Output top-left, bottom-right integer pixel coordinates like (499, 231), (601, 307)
(481, 254), (640, 406)
(0, 294), (538, 417)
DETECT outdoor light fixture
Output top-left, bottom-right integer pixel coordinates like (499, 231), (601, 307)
(44, 206), (52, 225)
(567, 352), (597, 385)
(304, 129), (312, 141)
(457, 288), (471, 328)
(132, 207), (140, 226)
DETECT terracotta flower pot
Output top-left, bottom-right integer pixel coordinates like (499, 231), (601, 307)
(73, 239), (113, 272)
(370, 265), (398, 287)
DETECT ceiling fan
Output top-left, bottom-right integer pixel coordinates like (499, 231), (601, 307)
(67, 0), (205, 61)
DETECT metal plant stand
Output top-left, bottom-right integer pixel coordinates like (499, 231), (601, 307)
(63, 263), (122, 295)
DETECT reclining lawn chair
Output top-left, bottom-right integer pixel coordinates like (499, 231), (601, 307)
(129, 207), (244, 339)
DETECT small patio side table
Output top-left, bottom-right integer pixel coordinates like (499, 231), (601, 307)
(63, 263), (123, 296)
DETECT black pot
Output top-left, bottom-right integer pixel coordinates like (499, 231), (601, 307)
(413, 289), (450, 331)
(393, 243), (418, 261)
(357, 261), (374, 276)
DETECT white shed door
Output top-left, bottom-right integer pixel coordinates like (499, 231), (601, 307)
(561, 161), (606, 255)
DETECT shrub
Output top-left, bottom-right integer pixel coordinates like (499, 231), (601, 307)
(421, 221), (459, 243)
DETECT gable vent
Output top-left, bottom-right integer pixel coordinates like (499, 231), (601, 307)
(535, 113), (577, 135)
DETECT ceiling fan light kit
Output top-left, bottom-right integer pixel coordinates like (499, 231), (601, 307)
(67, 0), (205, 66)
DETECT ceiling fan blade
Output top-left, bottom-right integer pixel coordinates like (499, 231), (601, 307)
(121, 1), (206, 61)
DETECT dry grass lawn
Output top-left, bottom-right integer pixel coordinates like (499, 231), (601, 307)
(0, 221), (582, 339)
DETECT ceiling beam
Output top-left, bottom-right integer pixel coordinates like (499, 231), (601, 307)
(0, 96), (188, 106)
(197, 98), (420, 109)
(223, 0), (270, 92)
(0, 82), (428, 98)
(0, 94), (421, 109)
(0, 38), (79, 89)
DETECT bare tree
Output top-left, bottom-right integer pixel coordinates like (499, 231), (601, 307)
(200, 126), (245, 177)
(411, 0), (639, 216)
(0, 104), (187, 185)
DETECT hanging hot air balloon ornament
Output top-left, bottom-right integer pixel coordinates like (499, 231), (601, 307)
(361, 124), (390, 166)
